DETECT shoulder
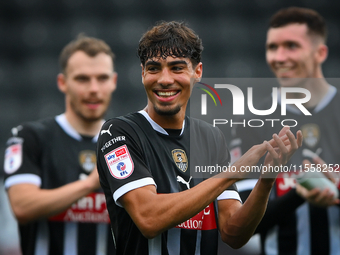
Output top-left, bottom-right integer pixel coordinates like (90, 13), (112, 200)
(189, 116), (223, 135)
(331, 87), (340, 101)
(188, 117), (227, 148)
(101, 112), (145, 134)
(10, 117), (56, 139)
(98, 113), (146, 148)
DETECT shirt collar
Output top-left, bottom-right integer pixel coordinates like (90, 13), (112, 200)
(138, 110), (185, 136)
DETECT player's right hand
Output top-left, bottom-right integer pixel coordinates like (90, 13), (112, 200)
(86, 167), (101, 190)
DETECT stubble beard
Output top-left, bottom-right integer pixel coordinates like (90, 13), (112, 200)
(154, 104), (181, 116)
(71, 102), (105, 123)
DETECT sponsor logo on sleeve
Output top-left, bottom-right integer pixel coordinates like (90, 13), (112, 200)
(4, 138), (23, 174)
(105, 145), (134, 179)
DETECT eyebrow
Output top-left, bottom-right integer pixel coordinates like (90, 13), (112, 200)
(74, 74), (90, 79)
(145, 61), (161, 67)
(266, 40), (300, 48)
(145, 60), (188, 67)
(168, 60), (188, 66)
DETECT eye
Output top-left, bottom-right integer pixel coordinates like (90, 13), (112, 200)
(287, 42), (298, 49)
(267, 44), (277, 51)
(147, 66), (159, 72)
(97, 75), (110, 82)
(75, 75), (90, 82)
(171, 65), (186, 72)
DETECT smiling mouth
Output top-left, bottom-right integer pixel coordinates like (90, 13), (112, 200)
(276, 67), (294, 74)
(155, 91), (179, 97)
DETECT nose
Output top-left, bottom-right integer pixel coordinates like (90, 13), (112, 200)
(272, 46), (288, 63)
(158, 68), (174, 86)
(89, 78), (100, 92)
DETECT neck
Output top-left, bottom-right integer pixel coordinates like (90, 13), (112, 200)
(64, 111), (103, 137)
(282, 77), (330, 109)
(144, 106), (185, 130)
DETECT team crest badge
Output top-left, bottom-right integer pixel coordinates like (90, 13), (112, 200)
(4, 138), (23, 174)
(79, 150), (96, 173)
(301, 124), (320, 148)
(105, 145), (134, 179)
(172, 149), (188, 172)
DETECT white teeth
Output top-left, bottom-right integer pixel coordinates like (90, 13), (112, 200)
(157, 91), (177, 97)
(277, 67), (291, 73)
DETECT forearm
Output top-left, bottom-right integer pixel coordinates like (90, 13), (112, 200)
(219, 178), (274, 248)
(8, 178), (96, 224)
(121, 177), (235, 239)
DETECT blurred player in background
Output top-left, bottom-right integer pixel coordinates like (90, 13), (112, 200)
(3, 35), (117, 255)
(96, 20), (302, 255)
(230, 7), (340, 254)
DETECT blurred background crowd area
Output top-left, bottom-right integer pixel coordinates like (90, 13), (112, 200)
(0, 0), (339, 254)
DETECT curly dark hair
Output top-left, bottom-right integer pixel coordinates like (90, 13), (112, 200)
(269, 7), (327, 42)
(138, 21), (203, 67)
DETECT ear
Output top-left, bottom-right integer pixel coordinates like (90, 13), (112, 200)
(316, 44), (328, 64)
(111, 72), (118, 92)
(57, 73), (67, 94)
(141, 63), (145, 83)
(194, 62), (203, 82)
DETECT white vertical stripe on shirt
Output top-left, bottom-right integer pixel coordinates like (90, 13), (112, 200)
(148, 234), (162, 255)
(167, 228), (181, 255)
(64, 223), (78, 255)
(296, 203), (310, 255)
(35, 221), (49, 255)
(195, 230), (201, 255)
(96, 223), (108, 255)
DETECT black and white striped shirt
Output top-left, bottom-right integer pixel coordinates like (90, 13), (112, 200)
(97, 111), (241, 255)
(4, 114), (115, 255)
(230, 86), (340, 255)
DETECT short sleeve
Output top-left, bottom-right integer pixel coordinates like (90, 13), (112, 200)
(4, 125), (42, 189)
(97, 118), (156, 206)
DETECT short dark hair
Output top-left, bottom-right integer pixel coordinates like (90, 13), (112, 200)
(269, 7), (327, 42)
(59, 34), (115, 74)
(138, 21), (203, 67)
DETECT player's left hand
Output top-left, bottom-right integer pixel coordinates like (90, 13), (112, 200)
(262, 126), (303, 180)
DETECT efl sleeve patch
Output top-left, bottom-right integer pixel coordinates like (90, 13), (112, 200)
(104, 145), (134, 179)
(4, 143), (23, 174)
